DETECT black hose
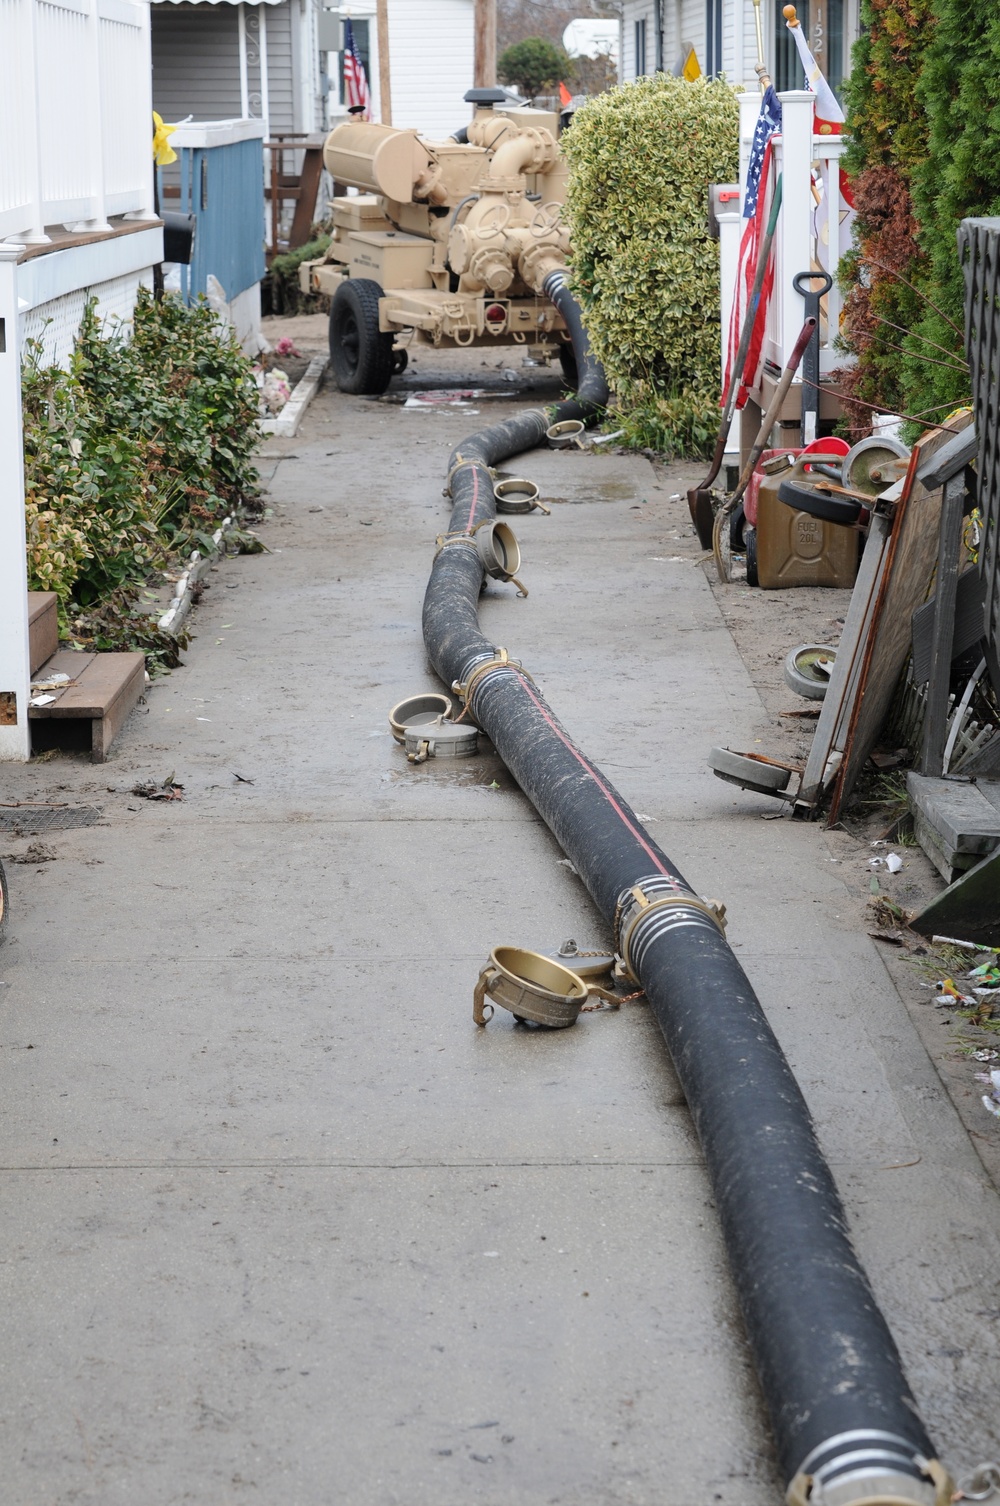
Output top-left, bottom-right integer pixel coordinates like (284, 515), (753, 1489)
(420, 285), (948, 1505)
(450, 125), (470, 143)
(542, 269), (609, 424)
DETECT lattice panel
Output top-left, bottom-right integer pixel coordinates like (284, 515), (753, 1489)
(959, 217), (1000, 677)
(19, 269), (153, 367)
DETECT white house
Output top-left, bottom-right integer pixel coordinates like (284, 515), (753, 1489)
(619, 0), (861, 95)
(150, 1), (476, 145)
(1, 0), (163, 760)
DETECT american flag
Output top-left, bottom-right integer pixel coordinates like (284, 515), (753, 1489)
(725, 87), (782, 407)
(343, 18), (372, 119)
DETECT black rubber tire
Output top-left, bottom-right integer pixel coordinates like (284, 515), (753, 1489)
(729, 499), (746, 554)
(392, 346), (409, 376)
(329, 278), (395, 395)
(778, 477), (863, 527)
(745, 525), (759, 587)
(709, 746), (791, 795)
(0, 857), (8, 943)
(557, 341), (578, 391)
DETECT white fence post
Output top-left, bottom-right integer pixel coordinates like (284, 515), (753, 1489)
(74, 0), (113, 231)
(718, 209), (742, 454)
(774, 90), (815, 372)
(0, 247), (32, 762)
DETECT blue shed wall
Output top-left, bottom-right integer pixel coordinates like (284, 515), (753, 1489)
(178, 137), (265, 303)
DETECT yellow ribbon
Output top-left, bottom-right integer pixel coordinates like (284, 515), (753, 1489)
(152, 111), (177, 167)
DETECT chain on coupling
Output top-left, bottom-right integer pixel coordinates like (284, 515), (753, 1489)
(614, 877), (728, 985)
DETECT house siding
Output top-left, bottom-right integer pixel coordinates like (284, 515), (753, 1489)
(151, 3), (244, 121)
(386, 0), (473, 138)
(150, 1), (299, 136)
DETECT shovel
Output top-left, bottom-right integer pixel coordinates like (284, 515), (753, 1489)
(688, 174), (784, 549)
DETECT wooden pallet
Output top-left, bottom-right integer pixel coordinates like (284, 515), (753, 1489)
(29, 649), (145, 762)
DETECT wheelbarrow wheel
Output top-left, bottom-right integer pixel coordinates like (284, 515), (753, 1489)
(784, 644), (837, 700)
(745, 525), (759, 587)
(709, 747), (792, 796)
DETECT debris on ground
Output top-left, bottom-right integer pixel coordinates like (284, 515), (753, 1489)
(979, 1069), (1000, 1119)
(131, 774), (185, 801)
(4, 842), (58, 864)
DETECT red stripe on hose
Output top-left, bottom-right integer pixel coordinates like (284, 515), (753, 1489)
(504, 674), (670, 876)
(466, 465), (480, 533)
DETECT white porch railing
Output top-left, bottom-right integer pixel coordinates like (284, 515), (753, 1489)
(0, 0), (156, 244)
(719, 88), (853, 435)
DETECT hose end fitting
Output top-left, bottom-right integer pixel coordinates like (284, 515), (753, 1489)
(614, 875), (727, 984)
(786, 1434), (953, 1506)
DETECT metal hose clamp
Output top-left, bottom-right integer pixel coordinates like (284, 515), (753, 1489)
(614, 875), (727, 985)
(452, 648), (534, 723)
(443, 456), (494, 497)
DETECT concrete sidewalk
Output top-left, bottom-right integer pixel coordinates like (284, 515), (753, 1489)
(1, 362), (998, 1505)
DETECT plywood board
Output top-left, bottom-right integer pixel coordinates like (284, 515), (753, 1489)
(827, 416), (973, 823)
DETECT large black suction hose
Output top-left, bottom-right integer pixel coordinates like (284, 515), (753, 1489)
(420, 287), (950, 1506)
(543, 268), (609, 424)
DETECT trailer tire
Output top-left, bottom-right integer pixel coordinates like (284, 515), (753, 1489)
(329, 278), (395, 395)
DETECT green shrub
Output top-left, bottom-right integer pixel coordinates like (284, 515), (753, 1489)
(498, 37), (569, 98)
(22, 290), (260, 625)
(562, 74), (739, 457)
(269, 233), (332, 315)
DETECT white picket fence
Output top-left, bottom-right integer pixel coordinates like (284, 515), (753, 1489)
(0, 0), (155, 243)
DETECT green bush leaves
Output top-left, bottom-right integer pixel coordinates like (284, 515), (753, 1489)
(22, 290), (260, 617)
(562, 74), (739, 455)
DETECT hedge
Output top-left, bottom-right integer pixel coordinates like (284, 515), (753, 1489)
(562, 74), (739, 456)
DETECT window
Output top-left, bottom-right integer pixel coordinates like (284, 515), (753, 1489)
(635, 18), (647, 76)
(705, 0), (723, 77)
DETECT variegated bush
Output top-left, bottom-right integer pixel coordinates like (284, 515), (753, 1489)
(562, 74), (739, 455)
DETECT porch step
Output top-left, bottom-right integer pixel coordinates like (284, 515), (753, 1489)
(27, 592), (59, 676)
(29, 649), (145, 763)
(906, 771), (1000, 883)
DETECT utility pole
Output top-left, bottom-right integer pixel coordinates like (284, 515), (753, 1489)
(474, 0), (496, 87)
(376, 0), (392, 124)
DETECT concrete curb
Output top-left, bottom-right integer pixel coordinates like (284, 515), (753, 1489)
(156, 515), (235, 634)
(259, 354), (328, 439)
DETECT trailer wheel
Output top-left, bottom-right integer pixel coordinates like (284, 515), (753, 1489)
(329, 278), (395, 395)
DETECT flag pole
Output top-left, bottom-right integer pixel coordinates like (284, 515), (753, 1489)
(751, 0), (771, 93)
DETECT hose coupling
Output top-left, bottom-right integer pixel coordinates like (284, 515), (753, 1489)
(443, 456), (494, 497)
(614, 875), (727, 984)
(453, 648), (534, 724)
(433, 531), (480, 561)
(786, 1432), (953, 1506)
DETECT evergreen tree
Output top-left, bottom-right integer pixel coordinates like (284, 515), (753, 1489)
(904, 0), (1000, 419)
(838, 0), (934, 437)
